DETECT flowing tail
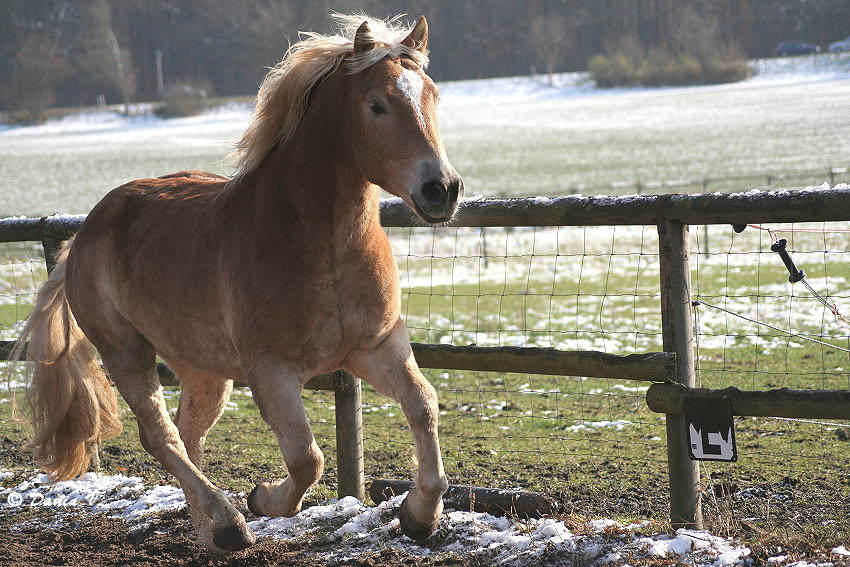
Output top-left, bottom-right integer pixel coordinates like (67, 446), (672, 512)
(10, 244), (122, 480)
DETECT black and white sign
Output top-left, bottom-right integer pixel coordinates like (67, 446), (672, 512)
(683, 396), (737, 462)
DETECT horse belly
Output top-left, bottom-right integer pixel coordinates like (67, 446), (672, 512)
(147, 321), (242, 378)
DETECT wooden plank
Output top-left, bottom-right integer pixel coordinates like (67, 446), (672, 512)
(663, 188), (850, 226)
(369, 478), (555, 518)
(1, 351), (341, 391)
(156, 362), (340, 391)
(379, 195), (659, 227)
(411, 343), (675, 381)
(657, 219), (702, 530)
(1, 340), (675, 383)
(0, 340), (22, 360)
(0, 215), (85, 242)
(647, 382), (850, 420)
(379, 188), (850, 227)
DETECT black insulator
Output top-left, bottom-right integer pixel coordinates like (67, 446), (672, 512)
(770, 238), (806, 283)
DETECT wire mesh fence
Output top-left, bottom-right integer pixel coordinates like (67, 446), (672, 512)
(2, 196), (849, 525)
(356, 221), (850, 521)
(368, 225), (667, 497)
(689, 222), (850, 525)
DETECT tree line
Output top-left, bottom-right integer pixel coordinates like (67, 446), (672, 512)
(1, 0), (849, 119)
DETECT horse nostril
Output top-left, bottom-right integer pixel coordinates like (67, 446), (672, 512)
(447, 178), (462, 199)
(421, 181), (446, 206)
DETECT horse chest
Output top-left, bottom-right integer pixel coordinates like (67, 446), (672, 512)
(248, 246), (398, 365)
(336, 264), (400, 335)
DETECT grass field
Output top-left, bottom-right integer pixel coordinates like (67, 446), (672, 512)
(2, 55), (850, 559)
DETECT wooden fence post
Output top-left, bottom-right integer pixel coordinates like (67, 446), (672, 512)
(657, 218), (703, 530)
(41, 235), (61, 274)
(334, 370), (365, 500)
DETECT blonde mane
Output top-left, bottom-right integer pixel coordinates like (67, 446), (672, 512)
(230, 13), (430, 181)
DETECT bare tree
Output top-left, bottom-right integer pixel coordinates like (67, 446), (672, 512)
(105, 28), (136, 115)
(75, 0), (136, 109)
(528, 14), (571, 85)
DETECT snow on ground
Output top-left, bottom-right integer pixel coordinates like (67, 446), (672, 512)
(0, 470), (843, 565)
(749, 53), (850, 86)
(2, 53), (847, 138)
(0, 101), (252, 137)
(429, 53), (850, 104)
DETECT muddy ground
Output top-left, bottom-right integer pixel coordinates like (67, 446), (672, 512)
(0, 512), (486, 567)
(2, 470), (849, 567)
(2, 433), (850, 565)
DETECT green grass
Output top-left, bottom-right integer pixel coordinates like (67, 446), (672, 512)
(0, 242), (45, 341)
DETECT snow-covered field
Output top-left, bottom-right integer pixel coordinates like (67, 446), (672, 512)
(5, 469), (845, 566)
(1, 54), (849, 216)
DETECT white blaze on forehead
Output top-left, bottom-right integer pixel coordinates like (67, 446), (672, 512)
(396, 68), (425, 128)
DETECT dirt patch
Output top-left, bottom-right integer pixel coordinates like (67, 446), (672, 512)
(0, 511), (488, 567)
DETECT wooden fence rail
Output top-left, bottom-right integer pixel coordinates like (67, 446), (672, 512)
(3, 185), (850, 530)
(3, 186), (850, 240)
(1, 341), (676, 384)
(647, 383), (850, 420)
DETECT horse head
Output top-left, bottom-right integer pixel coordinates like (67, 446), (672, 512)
(347, 17), (464, 224)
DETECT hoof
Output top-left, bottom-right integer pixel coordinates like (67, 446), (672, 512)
(246, 484), (264, 517)
(399, 497), (439, 542)
(212, 523), (256, 552)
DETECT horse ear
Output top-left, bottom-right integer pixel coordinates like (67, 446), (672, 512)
(353, 21), (376, 53)
(402, 16), (428, 52)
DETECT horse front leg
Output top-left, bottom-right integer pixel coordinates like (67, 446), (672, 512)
(344, 320), (448, 541)
(245, 363), (324, 519)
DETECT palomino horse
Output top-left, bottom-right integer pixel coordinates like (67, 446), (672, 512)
(14, 14), (462, 552)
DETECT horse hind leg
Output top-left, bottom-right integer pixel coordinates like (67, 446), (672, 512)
(97, 337), (253, 553)
(169, 365), (235, 547)
(244, 363), (324, 519)
(171, 366), (234, 469)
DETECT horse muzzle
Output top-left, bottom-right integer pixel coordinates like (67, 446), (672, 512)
(411, 174), (464, 224)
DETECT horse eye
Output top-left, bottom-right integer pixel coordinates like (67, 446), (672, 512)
(369, 100), (386, 115)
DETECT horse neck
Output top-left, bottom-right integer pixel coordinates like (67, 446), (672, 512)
(227, 101), (380, 256)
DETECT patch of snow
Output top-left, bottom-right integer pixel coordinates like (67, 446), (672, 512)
(0, 102), (252, 137)
(2, 471), (186, 525)
(562, 419), (633, 433)
(0, 471), (790, 565)
(590, 518), (618, 532)
(749, 53), (850, 86)
(3, 53), (845, 140)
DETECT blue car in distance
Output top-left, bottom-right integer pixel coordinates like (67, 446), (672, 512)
(775, 40), (821, 56)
